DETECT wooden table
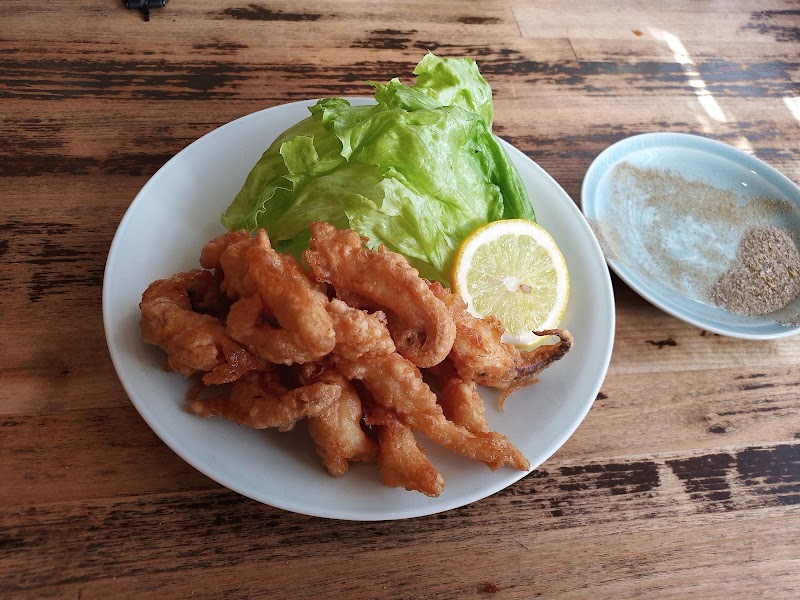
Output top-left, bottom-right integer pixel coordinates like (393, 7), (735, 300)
(3, 1), (799, 597)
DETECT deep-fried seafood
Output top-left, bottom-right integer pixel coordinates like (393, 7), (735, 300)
(431, 360), (488, 434)
(188, 371), (340, 432)
(327, 298), (395, 361)
(227, 295), (331, 365)
(142, 222), (574, 496)
(304, 222), (456, 368)
(225, 230), (336, 364)
(140, 270), (265, 384)
(336, 352), (529, 471)
(140, 271), (227, 376)
(182, 267), (230, 320)
(489, 329), (573, 403)
(298, 364), (378, 477)
(430, 281), (573, 402)
(201, 343), (271, 386)
(200, 230), (254, 299)
(366, 407), (445, 497)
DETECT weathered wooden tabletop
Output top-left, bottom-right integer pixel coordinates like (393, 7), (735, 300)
(2, 1), (799, 598)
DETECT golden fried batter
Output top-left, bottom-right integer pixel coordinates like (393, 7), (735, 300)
(366, 407), (445, 497)
(189, 371), (340, 432)
(305, 222), (456, 368)
(224, 230), (336, 364)
(140, 270), (264, 384)
(336, 352), (529, 471)
(200, 230), (255, 299)
(300, 365), (378, 477)
(431, 359), (488, 434)
(327, 298), (395, 361)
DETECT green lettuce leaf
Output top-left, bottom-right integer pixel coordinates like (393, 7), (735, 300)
(221, 53), (534, 284)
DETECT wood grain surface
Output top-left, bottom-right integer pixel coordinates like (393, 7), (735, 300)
(2, 1), (799, 598)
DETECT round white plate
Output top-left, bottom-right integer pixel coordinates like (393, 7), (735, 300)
(103, 99), (615, 521)
(582, 132), (800, 340)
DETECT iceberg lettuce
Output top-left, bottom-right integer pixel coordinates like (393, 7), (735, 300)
(221, 53), (534, 284)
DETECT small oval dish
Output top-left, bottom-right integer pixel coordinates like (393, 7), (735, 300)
(582, 132), (800, 340)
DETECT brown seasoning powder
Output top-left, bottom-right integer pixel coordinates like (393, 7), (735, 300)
(711, 226), (800, 316)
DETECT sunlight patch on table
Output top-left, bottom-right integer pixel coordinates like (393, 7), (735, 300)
(650, 29), (728, 129)
(784, 97), (800, 124)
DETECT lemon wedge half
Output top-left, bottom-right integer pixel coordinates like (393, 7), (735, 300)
(451, 219), (570, 348)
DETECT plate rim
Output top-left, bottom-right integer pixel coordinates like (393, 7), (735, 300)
(103, 98), (615, 520)
(581, 131), (800, 341)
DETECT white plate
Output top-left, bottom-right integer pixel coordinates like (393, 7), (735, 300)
(582, 132), (800, 340)
(103, 99), (615, 521)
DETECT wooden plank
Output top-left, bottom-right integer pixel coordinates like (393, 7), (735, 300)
(0, 2), (523, 50)
(565, 369), (800, 458)
(1, 460), (798, 596)
(512, 0), (793, 12)
(512, 4), (793, 43)
(571, 38), (800, 61)
(4, 42), (795, 105)
(0, 407), (215, 507)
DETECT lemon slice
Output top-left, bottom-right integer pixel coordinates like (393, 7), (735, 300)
(451, 219), (570, 347)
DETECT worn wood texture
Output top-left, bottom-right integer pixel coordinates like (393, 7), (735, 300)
(2, 1), (799, 598)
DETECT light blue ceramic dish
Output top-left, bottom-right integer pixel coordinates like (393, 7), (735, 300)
(582, 132), (800, 340)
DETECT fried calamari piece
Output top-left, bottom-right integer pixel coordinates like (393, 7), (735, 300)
(225, 230), (336, 364)
(297, 364), (378, 477)
(336, 353), (529, 471)
(227, 295), (330, 365)
(140, 269), (265, 384)
(304, 222), (456, 368)
(431, 360), (488, 434)
(493, 330), (574, 403)
(200, 230), (254, 299)
(407, 411), (528, 470)
(188, 371), (340, 432)
(430, 282), (572, 402)
(366, 407), (445, 497)
(201, 342), (272, 386)
(182, 267), (231, 319)
(327, 298), (395, 361)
